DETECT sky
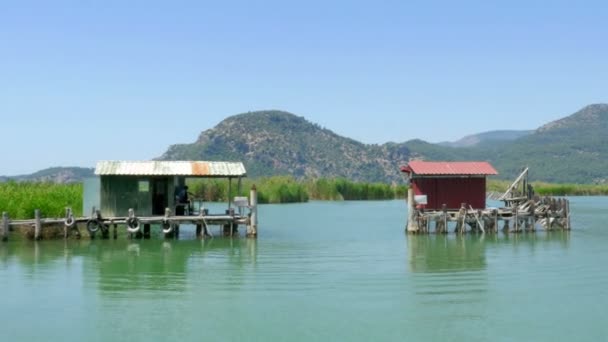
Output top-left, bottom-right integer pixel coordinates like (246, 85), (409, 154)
(1, 0), (606, 175)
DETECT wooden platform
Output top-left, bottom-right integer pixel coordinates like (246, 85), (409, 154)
(407, 196), (571, 234)
(2, 203), (258, 241)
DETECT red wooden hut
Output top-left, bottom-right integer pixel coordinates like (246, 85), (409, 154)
(400, 161), (498, 210)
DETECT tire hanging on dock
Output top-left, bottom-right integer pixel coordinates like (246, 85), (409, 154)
(162, 219), (173, 234)
(64, 216), (76, 228)
(86, 220), (101, 234)
(126, 217), (140, 233)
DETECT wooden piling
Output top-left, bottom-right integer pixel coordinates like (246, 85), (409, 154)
(143, 224), (151, 239)
(34, 209), (42, 240)
(406, 188), (419, 233)
(2, 212), (8, 242)
(247, 185), (258, 238)
(565, 199), (571, 230)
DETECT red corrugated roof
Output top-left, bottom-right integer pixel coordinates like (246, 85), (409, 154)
(400, 161), (498, 175)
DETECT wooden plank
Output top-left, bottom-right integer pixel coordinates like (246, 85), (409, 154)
(469, 206), (484, 234)
(34, 209), (41, 240)
(2, 212), (8, 242)
(498, 167), (529, 201)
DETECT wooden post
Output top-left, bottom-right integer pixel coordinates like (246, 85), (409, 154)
(514, 205), (519, 233)
(247, 185), (258, 238)
(2, 212), (8, 242)
(113, 222), (118, 240)
(406, 188), (419, 233)
(64, 208), (69, 239)
(143, 224), (151, 239)
(228, 177), (232, 210)
(34, 209), (42, 240)
(442, 204), (447, 234)
(565, 199), (571, 230)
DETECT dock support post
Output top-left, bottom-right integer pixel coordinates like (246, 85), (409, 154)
(406, 188), (419, 233)
(2, 212), (8, 242)
(143, 224), (151, 239)
(564, 199), (570, 230)
(513, 206), (520, 233)
(34, 209), (42, 240)
(113, 222), (118, 240)
(63, 208), (69, 239)
(247, 185), (258, 238)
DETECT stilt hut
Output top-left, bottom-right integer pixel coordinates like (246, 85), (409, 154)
(400, 161), (498, 210)
(90, 161), (247, 217)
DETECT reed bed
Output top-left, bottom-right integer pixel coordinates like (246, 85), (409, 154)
(0, 182), (82, 219)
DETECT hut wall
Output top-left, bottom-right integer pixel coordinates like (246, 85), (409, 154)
(82, 177), (101, 216)
(100, 176), (153, 217)
(412, 176), (487, 210)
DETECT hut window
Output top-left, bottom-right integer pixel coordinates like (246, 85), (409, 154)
(138, 180), (149, 192)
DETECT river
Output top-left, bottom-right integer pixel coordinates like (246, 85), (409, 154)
(1, 198), (606, 341)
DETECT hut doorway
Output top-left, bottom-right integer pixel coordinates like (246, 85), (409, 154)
(152, 178), (168, 215)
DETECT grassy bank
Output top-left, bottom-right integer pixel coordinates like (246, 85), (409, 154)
(0, 182), (83, 220)
(487, 179), (608, 196)
(5, 177), (603, 220)
(188, 176), (407, 203)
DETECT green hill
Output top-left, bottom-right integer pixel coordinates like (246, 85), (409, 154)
(158, 110), (411, 183)
(0, 167), (94, 183)
(159, 105), (608, 184)
(438, 130), (533, 148)
(486, 104), (608, 183)
(5, 104), (607, 184)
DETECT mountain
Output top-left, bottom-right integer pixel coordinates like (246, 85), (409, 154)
(159, 110), (411, 183)
(0, 167), (94, 183)
(159, 105), (608, 184)
(438, 130), (533, 148)
(487, 104), (608, 183)
(6, 104), (608, 184)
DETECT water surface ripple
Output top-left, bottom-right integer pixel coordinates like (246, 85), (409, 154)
(1, 198), (607, 341)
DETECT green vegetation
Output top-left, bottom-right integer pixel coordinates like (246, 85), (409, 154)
(188, 176), (406, 203)
(3, 176), (605, 220)
(487, 179), (608, 196)
(187, 176), (309, 204)
(0, 182), (83, 219)
(306, 178), (407, 200)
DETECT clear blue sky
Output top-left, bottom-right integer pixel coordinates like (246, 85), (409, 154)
(1, 0), (606, 175)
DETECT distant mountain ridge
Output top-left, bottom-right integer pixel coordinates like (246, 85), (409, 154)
(159, 110), (411, 183)
(5, 104), (608, 184)
(159, 104), (608, 184)
(0, 167), (94, 183)
(438, 130), (533, 148)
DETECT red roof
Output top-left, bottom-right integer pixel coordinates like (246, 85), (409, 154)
(400, 161), (498, 175)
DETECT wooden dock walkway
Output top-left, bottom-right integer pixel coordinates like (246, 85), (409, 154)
(1, 187), (258, 241)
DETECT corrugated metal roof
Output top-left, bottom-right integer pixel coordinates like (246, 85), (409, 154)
(400, 161), (498, 175)
(95, 161), (247, 177)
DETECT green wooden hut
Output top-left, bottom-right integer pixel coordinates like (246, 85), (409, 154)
(88, 161), (247, 217)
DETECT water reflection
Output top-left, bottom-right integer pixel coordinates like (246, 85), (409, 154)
(88, 239), (259, 296)
(0, 238), (258, 295)
(407, 231), (571, 273)
(407, 234), (487, 273)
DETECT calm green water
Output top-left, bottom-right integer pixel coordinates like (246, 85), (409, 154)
(1, 198), (607, 341)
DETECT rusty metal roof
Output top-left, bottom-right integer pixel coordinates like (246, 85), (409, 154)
(400, 161), (498, 176)
(95, 161), (247, 177)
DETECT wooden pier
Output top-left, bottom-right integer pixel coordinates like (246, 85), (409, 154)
(1, 186), (258, 241)
(403, 163), (571, 234)
(406, 194), (571, 234)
